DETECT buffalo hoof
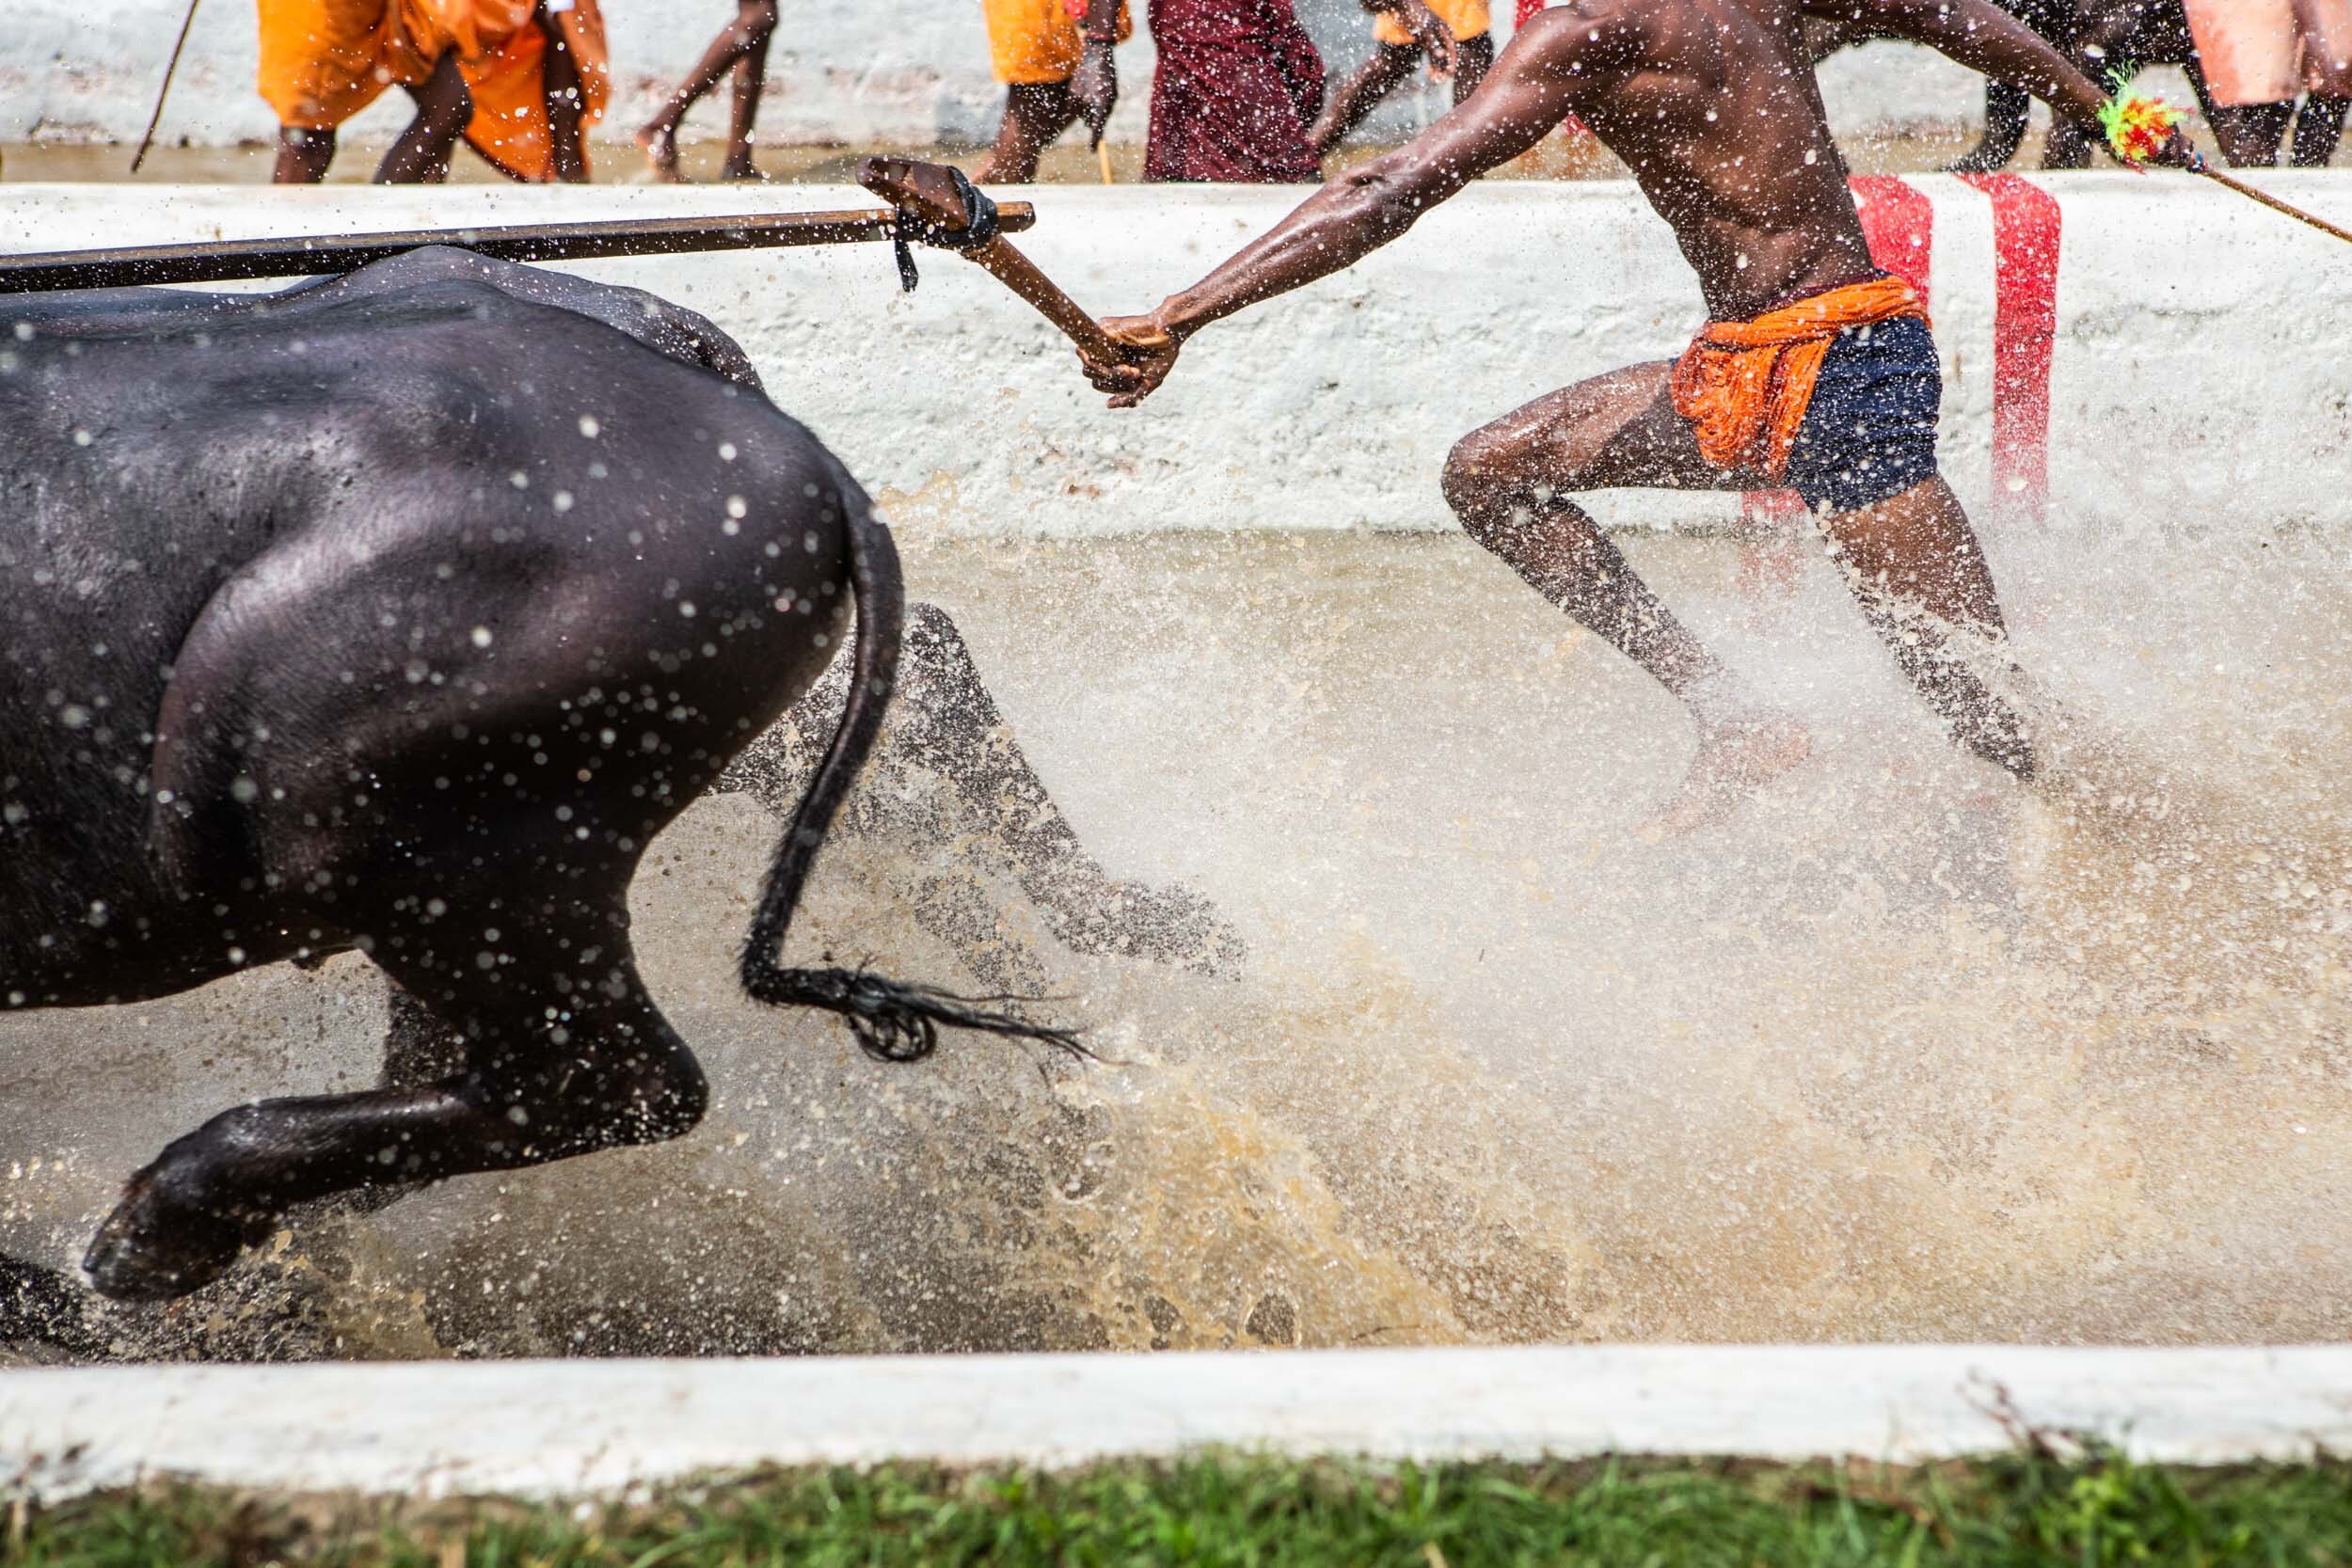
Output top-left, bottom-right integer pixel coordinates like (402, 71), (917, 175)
(81, 1175), (253, 1303)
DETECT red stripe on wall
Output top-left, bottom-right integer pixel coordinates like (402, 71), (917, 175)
(1958, 172), (2060, 524)
(1848, 175), (1934, 307)
(1741, 177), (1934, 528)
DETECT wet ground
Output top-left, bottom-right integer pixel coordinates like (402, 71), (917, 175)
(3, 522), (2347, 1360)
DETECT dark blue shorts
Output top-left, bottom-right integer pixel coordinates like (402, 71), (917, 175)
(1780, 313), (1942, 515)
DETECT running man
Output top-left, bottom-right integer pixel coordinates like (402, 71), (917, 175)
(637, 1), (779, 182)
(2179, 0), (2352, 165)
(1081, 0), (2190, 832)
(978, 0), (1134, 183)
(258, 0), (603, 183)
(1310, 0), (1482, 163)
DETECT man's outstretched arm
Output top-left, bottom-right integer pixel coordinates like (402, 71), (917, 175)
(1805, 0), (2126, 140)
(1082, 8), (1617, 404)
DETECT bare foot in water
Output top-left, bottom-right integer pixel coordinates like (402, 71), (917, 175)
(637, 122), (684, 182)
(1635, 709), (1813, 839)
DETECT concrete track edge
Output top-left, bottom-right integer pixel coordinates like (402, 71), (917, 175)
(4, 1345), (2349, 1497)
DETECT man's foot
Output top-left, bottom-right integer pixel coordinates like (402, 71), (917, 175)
(636, 121), (684, 182)
(720, 156), (765, 182)
(1635, 710), (1813, 839)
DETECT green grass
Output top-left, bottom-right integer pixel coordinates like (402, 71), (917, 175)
(9, 1449), (2352, 1567)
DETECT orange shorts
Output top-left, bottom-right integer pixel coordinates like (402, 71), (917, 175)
(2183, 0), (2352, 103)
(1373, 0), (1490, 48)
(985, 0), (1134, 86)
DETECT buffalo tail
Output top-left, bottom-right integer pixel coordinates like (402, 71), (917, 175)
(736, 460), (1086, 1064)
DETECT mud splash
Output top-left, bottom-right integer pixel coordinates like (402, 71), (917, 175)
(4, 525), (2348, 1356)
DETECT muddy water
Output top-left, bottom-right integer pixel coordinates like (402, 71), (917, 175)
(3, 523), (2348, 1358)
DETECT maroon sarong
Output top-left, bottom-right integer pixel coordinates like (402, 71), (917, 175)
(1143, 0), (1325, 182)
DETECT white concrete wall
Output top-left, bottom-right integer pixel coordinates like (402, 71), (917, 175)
(7, 1346), (2352, 1497)
(3, 174), (2344, 539)
(4, 0), (2001, 150)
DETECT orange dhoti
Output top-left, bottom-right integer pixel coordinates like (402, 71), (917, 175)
(450, 0), (611, 182)
(985, 0), (1135, 86)
(1669, 274), (1929, 483)
(255, 0), (609, 180)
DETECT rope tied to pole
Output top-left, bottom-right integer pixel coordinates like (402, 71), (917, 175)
(888, 165), (1001, 292)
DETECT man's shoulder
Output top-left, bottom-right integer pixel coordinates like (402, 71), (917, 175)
(1514, 0), (1661, 57)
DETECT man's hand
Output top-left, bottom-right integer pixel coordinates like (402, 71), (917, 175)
(1080, 314), (1181, 407)
(2149, 122), (2200, 169)
(1375, 0), (1460, 76)
(1069, 41), (1119, 147)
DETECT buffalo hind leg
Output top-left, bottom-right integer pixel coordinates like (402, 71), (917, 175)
(726, 604), (1243, 978)
(83, 909), (705, 1303)
(901, 606), (1241, 974)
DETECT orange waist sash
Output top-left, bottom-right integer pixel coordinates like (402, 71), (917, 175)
(1668, 274), (1930, 482)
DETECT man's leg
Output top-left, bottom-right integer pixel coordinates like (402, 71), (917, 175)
(2185, 0), (2300, 164)
(977, 81), (1081, 183)
(2042, 107), (2101, 166)
(1950, 80), (2030, 171)
(2211, 100), (2295, 163)
(1450, 31), (1497, 103)
(1947, 0), (2056, 168)
(376, 53), (472, 182)
(1440, 363), (1812, 834)
(724, 1), (780, 178)
(540, 4), (588, 183)
(637, 0), (778, 182)
(1308, 42), (1418, 159)
(1816, 478), (2037, 777)
(273, 125), (337, 183)
(2290, 0), (2352, 163)
(2293, 93), (2349, 162)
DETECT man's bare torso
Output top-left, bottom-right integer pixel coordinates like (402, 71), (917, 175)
(1083, 0), (2117, 391)
(1538, 0), (1881, 319)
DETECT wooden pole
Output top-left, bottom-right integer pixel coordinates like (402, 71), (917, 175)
(130, 0), (202, 176)
(2193, 162), (2352, 247)
(856, 157), (1124, 362)
(0, 202), (1037, 295)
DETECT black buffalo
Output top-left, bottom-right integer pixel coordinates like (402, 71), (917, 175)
(0, 246), (1080, 1305)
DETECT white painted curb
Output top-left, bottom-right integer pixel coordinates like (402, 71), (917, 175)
(4, 1346), (2349, 1497)
(7, 176), (2345, 541)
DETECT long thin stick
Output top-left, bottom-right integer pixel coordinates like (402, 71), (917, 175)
(130, 0), (202, 176)
(961, 234), (1125, 360)
(1097, 141), (1115, 185)
(2193, 161), (2352, 247)
(0, 202), (1036, 294)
